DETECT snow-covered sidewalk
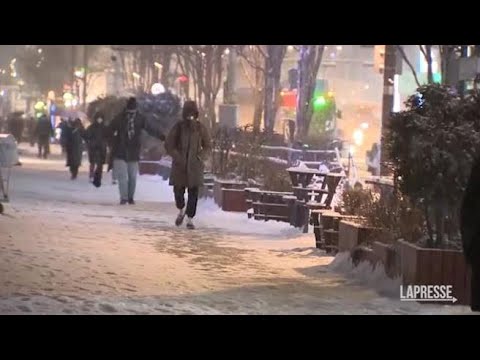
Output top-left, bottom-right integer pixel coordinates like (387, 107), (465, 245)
(0, 144), (473, 314)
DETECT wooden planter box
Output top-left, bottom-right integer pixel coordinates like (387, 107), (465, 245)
(398, 240), (471, 306)
(338, 220), (383, 252)
(222, 188), (247, 212)
(138, 161), (171, 180)
(139, 161), (161, 175)
(372, 241), (399, 279)
(213, 179), (247, 207)
(311, 211), (358, 253)
(252, 191), (292, 222)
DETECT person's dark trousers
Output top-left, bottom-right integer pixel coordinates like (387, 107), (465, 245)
(70, 165), (79, 180)
(92, 163), (103, 187)
(471, 264), (480, 312)
(174, 186), (199, 218)
(38, 136), (49, 159)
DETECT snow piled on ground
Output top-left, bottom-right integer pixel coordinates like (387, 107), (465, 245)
(329, 252), (401, 298)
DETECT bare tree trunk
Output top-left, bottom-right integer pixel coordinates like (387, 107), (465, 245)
(263, 74), (274, 132)
(263, 45), (286, 134)
(296, 45), (324, 140)
(426, 45), (433, 84)
(253, 88), (264, 130)
(419, 45), (434, 84)
(161, 47), (173, 86)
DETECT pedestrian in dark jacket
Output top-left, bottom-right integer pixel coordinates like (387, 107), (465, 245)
(64, 118), (85, 180)
(165, 100), (211, 230)
(461, 155), (480, 312)
(109, 97), (165, 205)
(8, 113), (24, 143)
(84, 112), (108, 187)
(27, 116), (36, 147)
(35, 113), (53, 159)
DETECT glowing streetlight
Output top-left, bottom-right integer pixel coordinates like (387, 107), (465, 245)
(151, 83), (165, 95)
(287, 45), (294, 52)
(224, 48), (230, 55)
(353, 129), (364, 146)
(38, 48), (43, 54)
(34, 101), (46, 111)
(349, 145), (356, 156)
(132, 72), (141, 79)
(154, 62), (163, 69)
(360, 122), (369, 130)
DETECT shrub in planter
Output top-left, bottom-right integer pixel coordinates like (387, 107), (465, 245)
(340, 187), (374, 219)
(261, 161), (292, 192)
(362, 192), (425, 244)
(387, 84), (480, 248)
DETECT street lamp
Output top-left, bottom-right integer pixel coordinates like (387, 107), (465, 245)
(154, 62), (163, 70)
(151, 83), (165, 95)
(132, 72), (140, 79)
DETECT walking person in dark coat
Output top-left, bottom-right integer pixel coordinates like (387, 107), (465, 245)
(64, 118), (85, 180)
(461, 155), (480, 312)
(165, 100), (211, 230)
(109, 97), (165, 205)
(84, 112), (108, 187)
(27, 116), (36, 147)
(35, 113), (53, 159)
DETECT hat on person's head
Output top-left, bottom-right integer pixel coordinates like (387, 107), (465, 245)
(182, 100), (199, 120)
(126, 97), (137, 110)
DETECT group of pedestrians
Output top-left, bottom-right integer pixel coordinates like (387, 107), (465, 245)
(44, 97), (211, 230)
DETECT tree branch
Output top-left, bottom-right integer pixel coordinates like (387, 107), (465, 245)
(237, 47), (266, 74)
(397, 45), (421, 88)
(419, 45), (428, 62)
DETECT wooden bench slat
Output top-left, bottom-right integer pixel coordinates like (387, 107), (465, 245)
(252, 202), (288, 207)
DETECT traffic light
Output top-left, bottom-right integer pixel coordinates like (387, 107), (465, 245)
(313, 95), (326, 110)
(313, 91), (334, 111)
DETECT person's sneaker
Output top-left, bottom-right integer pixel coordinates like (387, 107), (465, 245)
(186, 218), (195, 230)
(120, 199), (128, 205)
(175, 211), (185, 226)
(128, 199), (135, 205)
